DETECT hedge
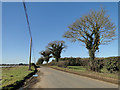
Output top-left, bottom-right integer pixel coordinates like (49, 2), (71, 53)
(49, 56), (119, 73)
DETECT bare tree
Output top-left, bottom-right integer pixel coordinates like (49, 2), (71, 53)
(63, 8), (116, 71)
(40, 49), (52, 63)
(47, 40), (66, 62)
(36, 57), (44, 65)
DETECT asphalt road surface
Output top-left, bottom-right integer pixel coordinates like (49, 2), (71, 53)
(32, 67), (118, 88)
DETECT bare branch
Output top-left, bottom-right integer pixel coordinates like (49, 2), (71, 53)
(63, 8), (116, 52)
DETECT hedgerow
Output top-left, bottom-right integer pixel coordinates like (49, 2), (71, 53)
(49, 56), (119, 73)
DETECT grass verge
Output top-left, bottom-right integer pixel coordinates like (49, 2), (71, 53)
(50, 66), (118, 84)
(1, 66), (37, 89)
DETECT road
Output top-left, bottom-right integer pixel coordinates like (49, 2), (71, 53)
(31, 67), (118, 88)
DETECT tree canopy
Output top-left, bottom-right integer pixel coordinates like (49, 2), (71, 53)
(36, 57), (44, 65)
(40, 49), (52, 63)
(47, 40), (66, 62)
(63, 8), (116, 51)
(63, 8), (116, 71)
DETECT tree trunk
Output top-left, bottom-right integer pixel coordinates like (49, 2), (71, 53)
(89, 49), (95, 71)
(56, 58), (59, 62)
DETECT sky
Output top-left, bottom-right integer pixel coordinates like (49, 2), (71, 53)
(2, 2), (118, 64)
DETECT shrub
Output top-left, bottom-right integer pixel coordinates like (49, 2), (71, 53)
(48, 60), (57, 66)
(105, 57), (119, 73)
(89, 59), (104, 72)
(36, 57), (44, 65)
(57, 61), (69, 68)
(49, 56), (119, 73)
(19, 63), (23, 66)
(59, 57), (89, 66)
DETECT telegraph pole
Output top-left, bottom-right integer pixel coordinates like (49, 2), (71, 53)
(29, 37), (32, 70)
(23, 1), (32, 70)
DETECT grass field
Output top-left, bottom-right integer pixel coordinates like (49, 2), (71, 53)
(51, 66), (118, 80)
(67, 66), (87, 71)
(67, 66), (109, 73)
(1, 66), (35, 88)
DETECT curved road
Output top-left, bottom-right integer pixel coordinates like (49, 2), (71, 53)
(32, 67), (118, 88)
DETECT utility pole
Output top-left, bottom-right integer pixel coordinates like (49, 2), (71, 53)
(23, 1), (32, 70)
(29, 37), (32, 70)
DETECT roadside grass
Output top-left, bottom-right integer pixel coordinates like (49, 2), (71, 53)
(1, 66), (35, 88)
(51, 66), (118, 80)
(67, 66), (87, 71)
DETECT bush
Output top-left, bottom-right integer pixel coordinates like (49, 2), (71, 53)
(49, 56), (119, 73)
(105, 57), (119, 73)
(36, 57), (44, 65)
(59, 57), (89, 66)
(57, 61), (69, 68)
(48, 60), (57, 66)
(19, 63), (23, 66)
(89, 59), (104, 72)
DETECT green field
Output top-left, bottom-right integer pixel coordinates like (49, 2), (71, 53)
(1, 66), (35, 88)
(67, 66), (109, 73)
(51, 66), (118, 80)
(67, 66), (87, 71)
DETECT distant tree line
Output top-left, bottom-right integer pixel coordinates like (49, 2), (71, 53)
(0, 64), (28, 66)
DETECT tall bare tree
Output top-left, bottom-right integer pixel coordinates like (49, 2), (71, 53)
(40, 49), (52, 63)
(36, 57), (44, 65)
(47, 41), (66, 62)
(63, 8), (116, 71)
